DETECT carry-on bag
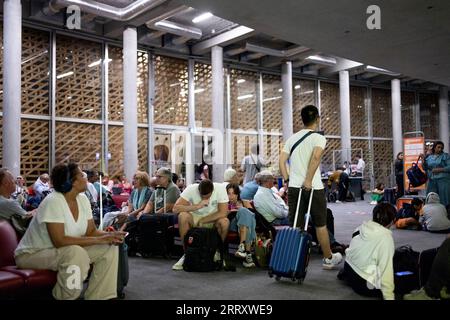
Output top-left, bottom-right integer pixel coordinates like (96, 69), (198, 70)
(268, 188), (313, 284)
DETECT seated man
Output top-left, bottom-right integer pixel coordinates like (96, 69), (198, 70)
(253, 171), (289, 226)
(172, 179), (229, 270)
(241, 173), (261, 208)
(140, 167), (181, 217)
(32, 173), (50, 199)
(395, 198), (423, 230)
(0, 169), (36, 234)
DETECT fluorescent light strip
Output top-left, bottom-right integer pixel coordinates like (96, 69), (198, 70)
(237, 79), (246, 84)
(192, 12), (213, 23)
(56, 71), (74, 79)
(237, 94), (253, 100)
(263, 96), (282, 102)
(194, 88), (205, 94)
(22, 50), (48, 65)
(88, 58), (112, 68)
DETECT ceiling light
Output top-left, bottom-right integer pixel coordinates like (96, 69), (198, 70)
(294, 85), (301, 90)
(194, 88), (205, 94)
(237, 79), (246, 84)
(263, 96), (282, 102)
(192, 12), (213, 24)
(57, 71), (74, 79)
(88, 58), (112, 68)
(237, 94), (253, 100)
(278, 89), (283, 92)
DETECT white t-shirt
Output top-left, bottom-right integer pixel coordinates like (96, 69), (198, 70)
(15, 192), (93, 256)
(180, 183), (229, 217)
(283, 129), (326, 189)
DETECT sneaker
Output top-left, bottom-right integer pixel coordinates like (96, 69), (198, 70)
(243, 254), (256, 268)
(322, 252), (343, 270)
(235, 243), (247, 259)
(335, 200), (341, 203)
(172, 254), (185, 271)
(214, 250), (221, 262)
(440, 286), (450, 299)
(404, 288), (435, 300)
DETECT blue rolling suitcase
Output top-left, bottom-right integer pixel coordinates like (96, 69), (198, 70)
(268, 188), (313, 284)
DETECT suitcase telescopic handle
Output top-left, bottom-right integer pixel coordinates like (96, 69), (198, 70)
(293, 188), (314, 231)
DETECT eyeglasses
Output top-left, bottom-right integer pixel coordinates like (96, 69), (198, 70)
(156, 175), (165, 178)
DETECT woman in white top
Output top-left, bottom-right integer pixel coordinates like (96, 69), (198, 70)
(15, 163), (126, 300)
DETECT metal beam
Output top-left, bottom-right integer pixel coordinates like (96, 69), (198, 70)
(320, 58), (363, 76)
(261, 49), (315, 68)
(192, 26), (254, 55)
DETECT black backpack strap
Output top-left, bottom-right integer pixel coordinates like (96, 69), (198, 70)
(289, 131), (322, 157)
(352, 230), (360, 238)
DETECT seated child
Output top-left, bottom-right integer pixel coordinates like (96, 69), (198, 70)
(370, 183), (385, 204)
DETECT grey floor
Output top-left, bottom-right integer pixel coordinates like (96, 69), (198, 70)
(125, 198), (446, 300)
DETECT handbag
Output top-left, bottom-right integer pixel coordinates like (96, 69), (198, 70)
(406, 156), (427, 188)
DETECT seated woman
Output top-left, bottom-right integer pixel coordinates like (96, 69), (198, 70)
(337, 203), (396, 300)
(370, 183), (385, 204)
(420, 192), (450, 233)
(103, 171), (152, 229)
(14, 163), (126, 300)
(226, 183), (257, 268)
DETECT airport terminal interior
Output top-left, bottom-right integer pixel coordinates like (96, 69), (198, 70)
(0, 0), (450, 301)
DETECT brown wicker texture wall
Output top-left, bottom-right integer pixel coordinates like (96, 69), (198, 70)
(351, 139), (372, 190)
(293, 79), (315, 132)
(321, 138), (341, 173)
(21, 119), (50, 182)
(320, 82), (340, 136)
(401, 91), (417, 134)
(262, 74), (282, 132)
(108, 46), (123, 122)
(154, 55), (189, 126)
(350, 86), (368, 137)
(55, 122), (101, 172)
(138, 127), (148, 172)
(419, 92), (439, 141)
(108, 125), (124, 179)
(22, 28), (50, 116)
(0, 25), (2, 112)
(371, 88), (392, 138)
(55, 35), (102, 120)
(263, 135), (282, 174)
(194, 63), (212, 128)
(230, 69), (258, 130)
(108, 48), (149, 123)
(372, 140), (393, 187)
(0, 119), (2, 167)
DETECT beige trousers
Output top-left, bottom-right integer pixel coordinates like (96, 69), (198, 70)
(16, 244), (118, 300)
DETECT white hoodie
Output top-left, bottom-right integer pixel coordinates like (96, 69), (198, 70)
(345, 220), (395, 300)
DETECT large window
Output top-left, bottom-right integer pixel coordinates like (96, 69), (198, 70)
(372, 88), (392, 138)
(401, 91), (417, 134)
(293, 79), (315, 132)
(350, 86), (368, 137)
(194, 62), (212, 128)
(229, 69), (258, 130)
(420, 92), (439, 141)
(262, 74), (282, 132)
(320, 82), (340, 136)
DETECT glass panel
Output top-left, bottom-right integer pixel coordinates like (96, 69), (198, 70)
(230, 69), (258, 130)
(20, 119), (49, 182)
(194, 62), (212, 128)
(373, 140), (394, 187)
(55, 35), (102, 119)
(293, 79), (315, 132)
(108, 125), (124, 179)
(372, 88), (392, 138)
(320, 82), (340, 136)
(350, 86), (368, 137)
(262, 74), (282, 132)
(419, 92), (439, 141)
(401, 91), (417, 134)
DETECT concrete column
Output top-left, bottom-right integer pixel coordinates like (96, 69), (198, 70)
(2, 0), (22, 176)
(339, 71), (351, 163)
(123, 27), (138, 181)
(186, 59), (196, 185)
(439, 86), (449, 150)
(282, 61), (293, 140)
(211, 46), (225, 182)
(391, 79), (403, 157)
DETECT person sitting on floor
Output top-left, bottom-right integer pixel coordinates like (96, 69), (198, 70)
(370, 183), (385, 204)
(337, 203), (396, 300)
(420, 192), (450, 233)
(226, 183), (256, 268)
(172, 179), (229, 271)
(395, 198), (423, 230)
(404, 236), (450, 300)
(14, 163), (125, 300)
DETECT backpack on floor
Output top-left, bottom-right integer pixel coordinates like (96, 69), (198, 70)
(183, 228), (222, 272)
(393, 245), (420, 295)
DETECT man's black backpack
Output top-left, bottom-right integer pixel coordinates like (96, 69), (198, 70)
(393, 245), (420, 296)
(183, 228), (222, 272)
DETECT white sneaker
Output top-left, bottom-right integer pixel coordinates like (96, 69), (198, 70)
(322, 252), (343, 270)
(243, 254), (256, 268)
(172, 254), (185, 271)
(335, 200), (341, 203)
(235, 243), (247, 259)
(214, 250), (222, 262)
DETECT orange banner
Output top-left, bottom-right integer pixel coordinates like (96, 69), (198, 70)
(404, 136), (426, 191)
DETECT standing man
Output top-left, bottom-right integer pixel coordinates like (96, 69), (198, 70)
(279, 105), (343, 270)
(241, 144), (266, 185)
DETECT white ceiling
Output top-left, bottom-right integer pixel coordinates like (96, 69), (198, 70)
(176, 0), (450, 86)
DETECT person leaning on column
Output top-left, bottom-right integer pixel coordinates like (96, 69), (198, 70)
(14, 163), (126, 300)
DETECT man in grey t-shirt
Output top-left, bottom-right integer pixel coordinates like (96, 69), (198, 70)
(240, 144), (266, 185)
(0, 169), (35, 225)
(140, 167), (181, 217)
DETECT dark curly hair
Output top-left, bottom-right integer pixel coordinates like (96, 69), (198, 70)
(226, 183), (241, 202)
(51, 163), (79, 193)
(372, 202), (396, 227)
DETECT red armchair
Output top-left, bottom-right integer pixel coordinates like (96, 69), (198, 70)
(0, 220), (56, 299)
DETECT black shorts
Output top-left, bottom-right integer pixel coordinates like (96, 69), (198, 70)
(287, 187), (327, 228)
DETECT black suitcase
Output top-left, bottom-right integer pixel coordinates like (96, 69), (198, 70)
(137, 214), (175, 258)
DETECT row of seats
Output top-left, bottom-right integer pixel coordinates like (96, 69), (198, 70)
(0, 220), (56, 299)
